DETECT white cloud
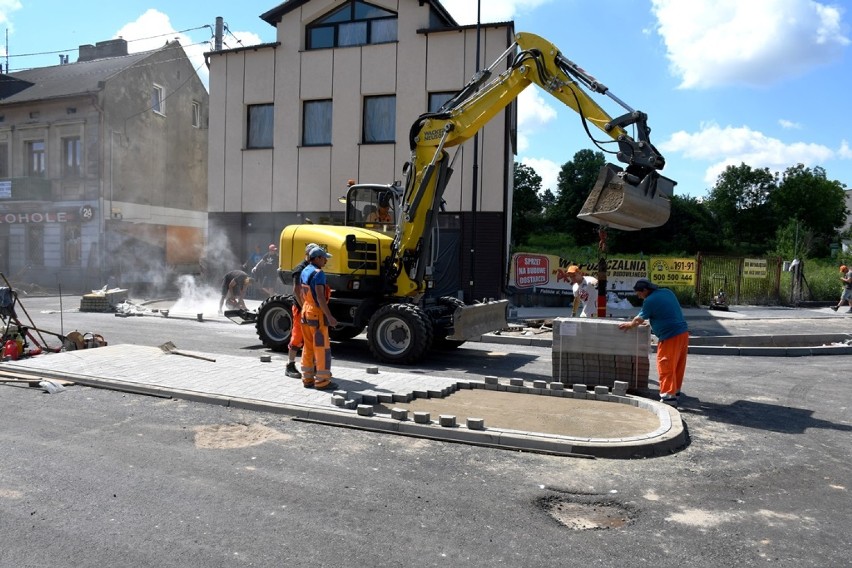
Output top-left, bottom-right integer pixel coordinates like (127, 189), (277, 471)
(113, 10), (261, 90)
(651, 0), (850, 88)
(840, 140), (852, 159)
(778, 119), (802, 129)
(440, 0), (554, 25)
(0, 0), (21, 27)
(516, 87), (558, 153)
(661, 122), (837, 184)
(520, 156), (560, 195)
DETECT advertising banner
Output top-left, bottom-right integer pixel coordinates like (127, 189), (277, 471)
(509, 253), (649, 294)
(648, 257), (696, 287)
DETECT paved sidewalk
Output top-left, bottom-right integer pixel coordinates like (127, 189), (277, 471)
(1, 343), (684, 459)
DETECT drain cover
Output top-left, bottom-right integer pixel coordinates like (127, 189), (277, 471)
(541, 496), (635, 530)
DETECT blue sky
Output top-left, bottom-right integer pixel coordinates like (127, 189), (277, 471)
(2, 0), (850, 199)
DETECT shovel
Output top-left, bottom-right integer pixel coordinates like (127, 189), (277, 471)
(158, 341), (216, 362)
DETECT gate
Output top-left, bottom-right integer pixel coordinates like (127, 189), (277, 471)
(696, 255), (783, 306)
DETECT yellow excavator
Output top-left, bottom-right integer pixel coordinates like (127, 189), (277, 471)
(229, 32), (675, 364)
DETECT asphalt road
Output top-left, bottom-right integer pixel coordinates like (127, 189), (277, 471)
(0, 295), (850, 567)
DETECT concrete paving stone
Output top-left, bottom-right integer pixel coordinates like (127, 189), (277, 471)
(439, 415), (456, 427)
(413, 411), (431, 424)
(467, 418), (485, 430)
(507, 386), (520, 393)
(484, 376), (499, 384)
(390, 408), (408, 421)
(509, 378), (524, 387)
(357, 405), (374, 416)
(549, 382), (564, 390)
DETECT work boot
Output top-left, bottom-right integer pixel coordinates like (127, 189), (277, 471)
(285, 362), (301, 379)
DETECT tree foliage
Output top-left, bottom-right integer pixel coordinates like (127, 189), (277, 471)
(511, 162), (544, 246)
(510, 157), (848, 258)
(546, 149), (606, 246)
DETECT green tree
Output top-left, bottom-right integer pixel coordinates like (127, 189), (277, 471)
(769, 165), (847, 257)
(705, 163), (777, 254)
(546, 149), (606, 245)
(511, 162), (544, 246)
(612, 194), (719, 254)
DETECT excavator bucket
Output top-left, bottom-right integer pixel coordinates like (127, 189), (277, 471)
(577, 163), (675, 231)
(446, 299), (509, 341)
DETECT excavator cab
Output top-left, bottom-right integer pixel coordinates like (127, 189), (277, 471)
(345, 183), (400, 232)
(579, 163), (676, 231)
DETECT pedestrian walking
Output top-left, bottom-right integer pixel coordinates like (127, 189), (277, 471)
(284, 243), (318, 379)
(618, 278), (689, 406)
(217, 270), (252, 313)
(830, 264), (852, 312)
(299, 247), (338, 390)
(566, 265), (599, 318)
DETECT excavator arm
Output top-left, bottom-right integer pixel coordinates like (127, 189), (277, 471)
(388, 31), (675, 299)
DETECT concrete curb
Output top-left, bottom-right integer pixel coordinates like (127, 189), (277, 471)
(2, 347), (686, 460)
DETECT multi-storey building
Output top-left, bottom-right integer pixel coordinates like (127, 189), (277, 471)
(206, 0), (515, 301)
(0, 38), (208, 293)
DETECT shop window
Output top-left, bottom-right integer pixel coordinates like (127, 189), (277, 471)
(27, 224), (44, 266)
(64, 223), (82, 266)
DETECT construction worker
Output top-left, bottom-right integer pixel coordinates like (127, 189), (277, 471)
(284, 242), (318, 379)
(218, 270), (252, 313)
(366, 193), (393, 223)
(618, 278), (689, 406)
(567, 265), (598, 318)
(299, 246), (338, 390)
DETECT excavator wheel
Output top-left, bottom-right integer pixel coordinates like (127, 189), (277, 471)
(367, 303), (434, 364)
(255, 295), (294, 352)
(431, 296), (466, 350)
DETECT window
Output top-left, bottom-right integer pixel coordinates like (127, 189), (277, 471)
(247, 104), (274, 149)
(428, 92), (455, 113)
(26, 140), (46, 177)
(152, 84), (165, 114)
(27, 225), (43, 266)
(363, 95), (395, 143)
(64, 223), (82, 266)
(192, 101), (201, 128)
(62, 136), (82, 177)
(307, 0), (397, 50)
(302, 100), (332, 146)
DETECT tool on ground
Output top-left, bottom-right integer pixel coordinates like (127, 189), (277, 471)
(159, 341), (216, 362)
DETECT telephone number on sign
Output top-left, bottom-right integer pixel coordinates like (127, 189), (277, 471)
(652, 273), (694, 282)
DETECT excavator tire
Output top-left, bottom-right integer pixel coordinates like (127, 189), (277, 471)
(367, 303), (434, 364)
(255, 295), (294, 352)
(431, 296), (466, 350)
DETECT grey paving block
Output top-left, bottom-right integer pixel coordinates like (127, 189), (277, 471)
(549, 382), (564, 390)
(439, 415), (456, 427)
(509, 378), (525, 387)
(467, 417), (485, 430)
(390, 408), (408, 421)
(413, 411), (431, 424)
(484, 376), (499, 385)
(533, 380), (548, 389)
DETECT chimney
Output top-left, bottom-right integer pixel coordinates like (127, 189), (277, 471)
(77, 38), (129, 62)
(215, 16), (224, 51)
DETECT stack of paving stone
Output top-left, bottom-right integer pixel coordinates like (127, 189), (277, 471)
(79, 289), (128, 312)
(551, 318), (650, 391)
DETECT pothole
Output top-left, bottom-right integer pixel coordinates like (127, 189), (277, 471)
(539, 495), (636, 530)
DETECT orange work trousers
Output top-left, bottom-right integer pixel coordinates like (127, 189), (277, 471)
(656, 331), (689, 397)
(300, 302), (333, 389)
(288, 305), (303, 350)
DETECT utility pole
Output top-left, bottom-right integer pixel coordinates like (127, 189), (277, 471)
(469, 0), (481, 300)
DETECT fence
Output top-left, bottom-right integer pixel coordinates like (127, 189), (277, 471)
(695, 254), (783, 305)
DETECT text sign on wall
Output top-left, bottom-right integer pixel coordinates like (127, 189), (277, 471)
(650, 257), (695, 287)
(513, 253), (550, 288)
(743, 258), (767, 279)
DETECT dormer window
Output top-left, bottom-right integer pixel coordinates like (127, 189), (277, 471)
(306, 0), (397, 50)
